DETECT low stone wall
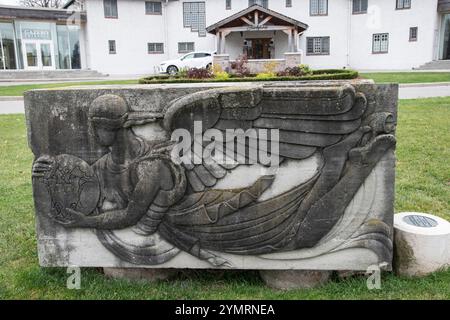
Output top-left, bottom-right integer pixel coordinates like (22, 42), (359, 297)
(243, 59), (286, 74)
(24, 80), (397, 274)
(213, 52), (303, 74)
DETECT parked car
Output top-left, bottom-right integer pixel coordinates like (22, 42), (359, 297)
(158, 51), (214, 75)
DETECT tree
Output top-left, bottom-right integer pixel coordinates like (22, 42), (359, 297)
(20, 0), (64, 8)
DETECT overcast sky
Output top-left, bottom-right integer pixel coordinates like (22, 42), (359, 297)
(0, 0), (20, 5)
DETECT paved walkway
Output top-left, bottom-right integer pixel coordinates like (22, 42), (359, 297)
(398, 83), (450, 99)
(0, 98), (24, 114)
(1, 83), (449, 115)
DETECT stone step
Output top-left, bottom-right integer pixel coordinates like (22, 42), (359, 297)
(414, 60), (450, 70)
(0, 69), (107, 80)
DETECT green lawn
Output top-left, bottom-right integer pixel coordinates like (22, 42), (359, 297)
(360, 72), (450, 84)
(0, 80), (139, 97)
(0, 98), (449, 299)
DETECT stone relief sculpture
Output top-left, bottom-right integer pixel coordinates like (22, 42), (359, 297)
(29, 84), (396, 268)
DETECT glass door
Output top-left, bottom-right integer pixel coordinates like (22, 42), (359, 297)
(40, 42), (54, 69)
(22, 40), (55, 70)
(23, 42), (38, 70)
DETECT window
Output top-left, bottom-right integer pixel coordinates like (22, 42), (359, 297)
(396, 0), (411, 9)
(286, 0), (292, 7)
(0, 22), (18, 70)
(178, 42), (195, 53)
(148, 42), (164, 54)
(226, 0), (231, 10)
(183, 2), (206, 37)
(108, 40), (116, 54)
(145, 1), (162, 15)
(181, 53), (195, 60)
(306, 37), (330, 55)
(194, 52), (211, 58)
(373, 33), (389, 53)
(310, 0), (328, 16)
(409, 27), (418, 41)
(353, 0), (368, 14)
(104, 0), (118, 18)
(249, 0), (268, 8)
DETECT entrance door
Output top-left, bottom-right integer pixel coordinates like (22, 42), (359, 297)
(22, 40), (55, 70)
(245, 38), (272, 59)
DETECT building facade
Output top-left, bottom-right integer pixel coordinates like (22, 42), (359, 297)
(0, 5), (86, 71)
(1, 0), (450, 74)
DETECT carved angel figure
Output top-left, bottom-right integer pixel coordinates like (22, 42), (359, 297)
(32, 85), (396, 267)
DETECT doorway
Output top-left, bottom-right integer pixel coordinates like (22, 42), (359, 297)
(22, 40), (55, 70)
(244, 38), (273, 59)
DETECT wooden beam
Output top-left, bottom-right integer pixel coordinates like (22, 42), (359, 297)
(221, 26), (293, 33)
(240, 17), (255, 27)
(258, 16), (272, 27)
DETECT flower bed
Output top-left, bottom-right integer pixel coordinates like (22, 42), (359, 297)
(139, 69), (359, 84)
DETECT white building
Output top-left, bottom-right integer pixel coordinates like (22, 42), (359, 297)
(1, 0), (450, 74)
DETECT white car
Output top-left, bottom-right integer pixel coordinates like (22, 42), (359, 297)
(158, 51), (214, 75)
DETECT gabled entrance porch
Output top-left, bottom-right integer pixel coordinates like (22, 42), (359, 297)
(206, 5), (309, 73)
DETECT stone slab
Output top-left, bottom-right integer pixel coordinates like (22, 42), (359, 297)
(24, 80), (397, 271)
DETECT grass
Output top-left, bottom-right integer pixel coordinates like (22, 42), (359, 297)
(0, 80), (139, 97)
(360, 72), (450, 84)
(0, 97), (449, 299)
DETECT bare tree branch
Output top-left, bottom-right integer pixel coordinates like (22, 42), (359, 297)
(19, 0), (64, 8)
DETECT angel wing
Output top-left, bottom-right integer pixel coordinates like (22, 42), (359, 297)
(163, 84), (367, 193)
(99, 84), (371, 264)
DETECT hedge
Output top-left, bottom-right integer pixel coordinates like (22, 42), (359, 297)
(138, 69), (359, 84)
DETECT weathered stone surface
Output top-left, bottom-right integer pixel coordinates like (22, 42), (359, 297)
(394, 212), (450, 277)
(24, 80), (397, 271)
(260, 270), (332, 290)
(103, 267), (177, 282)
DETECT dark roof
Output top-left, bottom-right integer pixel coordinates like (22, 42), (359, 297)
(0, 4), (86, 22)
(206, 4), (308, 34)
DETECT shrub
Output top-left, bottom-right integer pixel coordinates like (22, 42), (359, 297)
(277, 64), (313, 77)
(298, 64), (312, 75)
(262, 61), (279, 77)
(186, 67), (213, 79)
(230, 54), (250, 77)
(214, 71), (231, 81)
(255, 72), (275, 79)
(212, 64), (230, 80)
(177, 67), (189, 78)
(138, 69), (359, 84)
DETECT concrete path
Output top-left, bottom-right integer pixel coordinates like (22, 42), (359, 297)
(0, 97), (24, 114)
(1, 83), (449, 115)
(0, 74), (145, 86)
(399, 83), (450, 99)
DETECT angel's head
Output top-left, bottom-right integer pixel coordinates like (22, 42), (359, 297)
(88, 94), (129, 147)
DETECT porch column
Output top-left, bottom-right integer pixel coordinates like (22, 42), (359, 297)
(216, 30), (222, 53)
(220, 30), (231, 54)
(221, 32), (226, 54)
(293, 30), (299, 52)
(283, 28), (295, 52)
(287, 30), (292, 52)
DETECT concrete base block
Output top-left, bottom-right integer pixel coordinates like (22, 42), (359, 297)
(103, 268), (178, 282)
(394, 212), (450, 277)
(259, 270), (332, 290)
